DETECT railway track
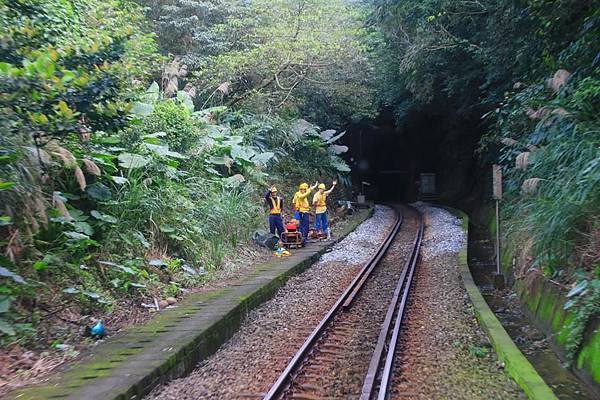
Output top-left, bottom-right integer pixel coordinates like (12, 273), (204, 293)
(264, 205), (424, 400)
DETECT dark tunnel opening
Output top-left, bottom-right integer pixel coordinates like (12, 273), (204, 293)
(343, 105), (488, 210)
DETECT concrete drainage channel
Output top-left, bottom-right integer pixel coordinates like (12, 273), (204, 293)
(8, 209), (373, 400)
(445, 206), (558, 400)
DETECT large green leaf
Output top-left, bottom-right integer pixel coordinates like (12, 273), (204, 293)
(319, 129), (337, 141)
(324, 130), (346, 144)
(193, 106), (227, 120)
(329, 156), (351, 172)
(111, 176), (129, 185)
(144, 143), (186, 159)
(118, 153), (150, 169)
(329, 144), (349, 154)
(252, 151), (275, 166)
(64, 231), (89, 240)
(224, 136), (244, 145)
(139, 82), (160, 103)
(231, 144), (255, 162)
(0, 318), (15, 335)
(223, 174), (245, 187)
(130, 102), (154, 116)
(91, 210), (118, 224)
(0, 266), (26, 284)
(143, 132), (167, 144)
(292, 119), (316, 137)
(159, 225), (176, 233)
(73, 221), (94, 236)
(86, 183), (112, 201)
(0, 296), (10, 313)
(209, 155), (234, 168)
(177, 90), (195, 112)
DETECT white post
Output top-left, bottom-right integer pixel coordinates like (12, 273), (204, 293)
(492, 164), (505, 289)
(495, 198), (501, 276)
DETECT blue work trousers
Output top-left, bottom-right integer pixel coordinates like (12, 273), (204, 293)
(299, 212), (310, 245)
(269, 214), (284, 238)
(315, 212), (329, 234)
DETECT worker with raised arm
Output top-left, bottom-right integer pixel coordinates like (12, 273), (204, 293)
(265, 185), (285, 238)
(313, 180), (337, 239)
(294, 181), (318, 246)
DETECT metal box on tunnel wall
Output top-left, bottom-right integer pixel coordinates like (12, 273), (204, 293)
(420, 173), (436, 194)
(419, 173), (438, 201)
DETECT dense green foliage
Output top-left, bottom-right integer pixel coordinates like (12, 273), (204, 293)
(371, 0), (598, 272)
(0, 0), (354, 344)
(0, 0), (161, 337)
(370, 0), (599, 362)
(0, 0), (598, 374)
(143, 0), (378, 127)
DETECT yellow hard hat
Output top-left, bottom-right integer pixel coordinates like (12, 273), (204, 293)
(299, 183), (309, 190)
(318, 183), (326, 189)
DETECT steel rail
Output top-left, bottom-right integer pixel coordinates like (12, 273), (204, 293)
(263, 207), (404, 400)
(342, 209), (404, 309)
(359, 208), (424, 400)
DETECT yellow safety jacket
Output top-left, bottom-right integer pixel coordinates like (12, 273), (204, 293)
(313, 191), (328, 214)
(265, 190), (283, 215)
(293, 189), (312, 213)
(268, 197), (282, 214)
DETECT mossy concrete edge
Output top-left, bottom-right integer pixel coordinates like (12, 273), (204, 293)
(10, 208), (373, 400)
(443, 206), (558, 400)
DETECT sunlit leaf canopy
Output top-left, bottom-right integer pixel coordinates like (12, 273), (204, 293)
(147, 0), (377, 125)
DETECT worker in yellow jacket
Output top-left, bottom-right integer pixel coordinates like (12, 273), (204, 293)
(265, 185), (285, 238)
(313, 180), (337, 239)
(293, 181), (318, 246)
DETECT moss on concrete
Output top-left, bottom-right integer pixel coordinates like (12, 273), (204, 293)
(577, 330), (600, 384)
(516, 272), (600, 391)
(472, 203), (599, 393)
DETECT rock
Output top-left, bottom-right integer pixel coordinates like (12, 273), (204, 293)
(546, 69), (571, 93)
(158, 300), (169, 309)
(166, 297), (177, 305)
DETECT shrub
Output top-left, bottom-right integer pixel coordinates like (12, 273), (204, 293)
(141, 100), (200, 153)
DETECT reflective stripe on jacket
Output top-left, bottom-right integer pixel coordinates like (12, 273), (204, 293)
(313, 191), (328, 214)
(265, 191), (283, 214)
(269, 197), (282, 214)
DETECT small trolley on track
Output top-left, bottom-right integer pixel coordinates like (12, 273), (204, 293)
(281, 220), (303, 249)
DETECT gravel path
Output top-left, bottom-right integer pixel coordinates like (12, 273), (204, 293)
(147, 206), (396, 400)
(389, 205), (526, 400)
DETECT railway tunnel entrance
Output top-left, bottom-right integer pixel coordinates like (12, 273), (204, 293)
(343, 104), (488, 209)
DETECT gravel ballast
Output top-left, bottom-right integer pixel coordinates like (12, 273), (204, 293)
(148, 204), (526, 400)
(147, 206), (396, 400)
(389, 204), (526, 399)
(292, 205), (419, 399)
